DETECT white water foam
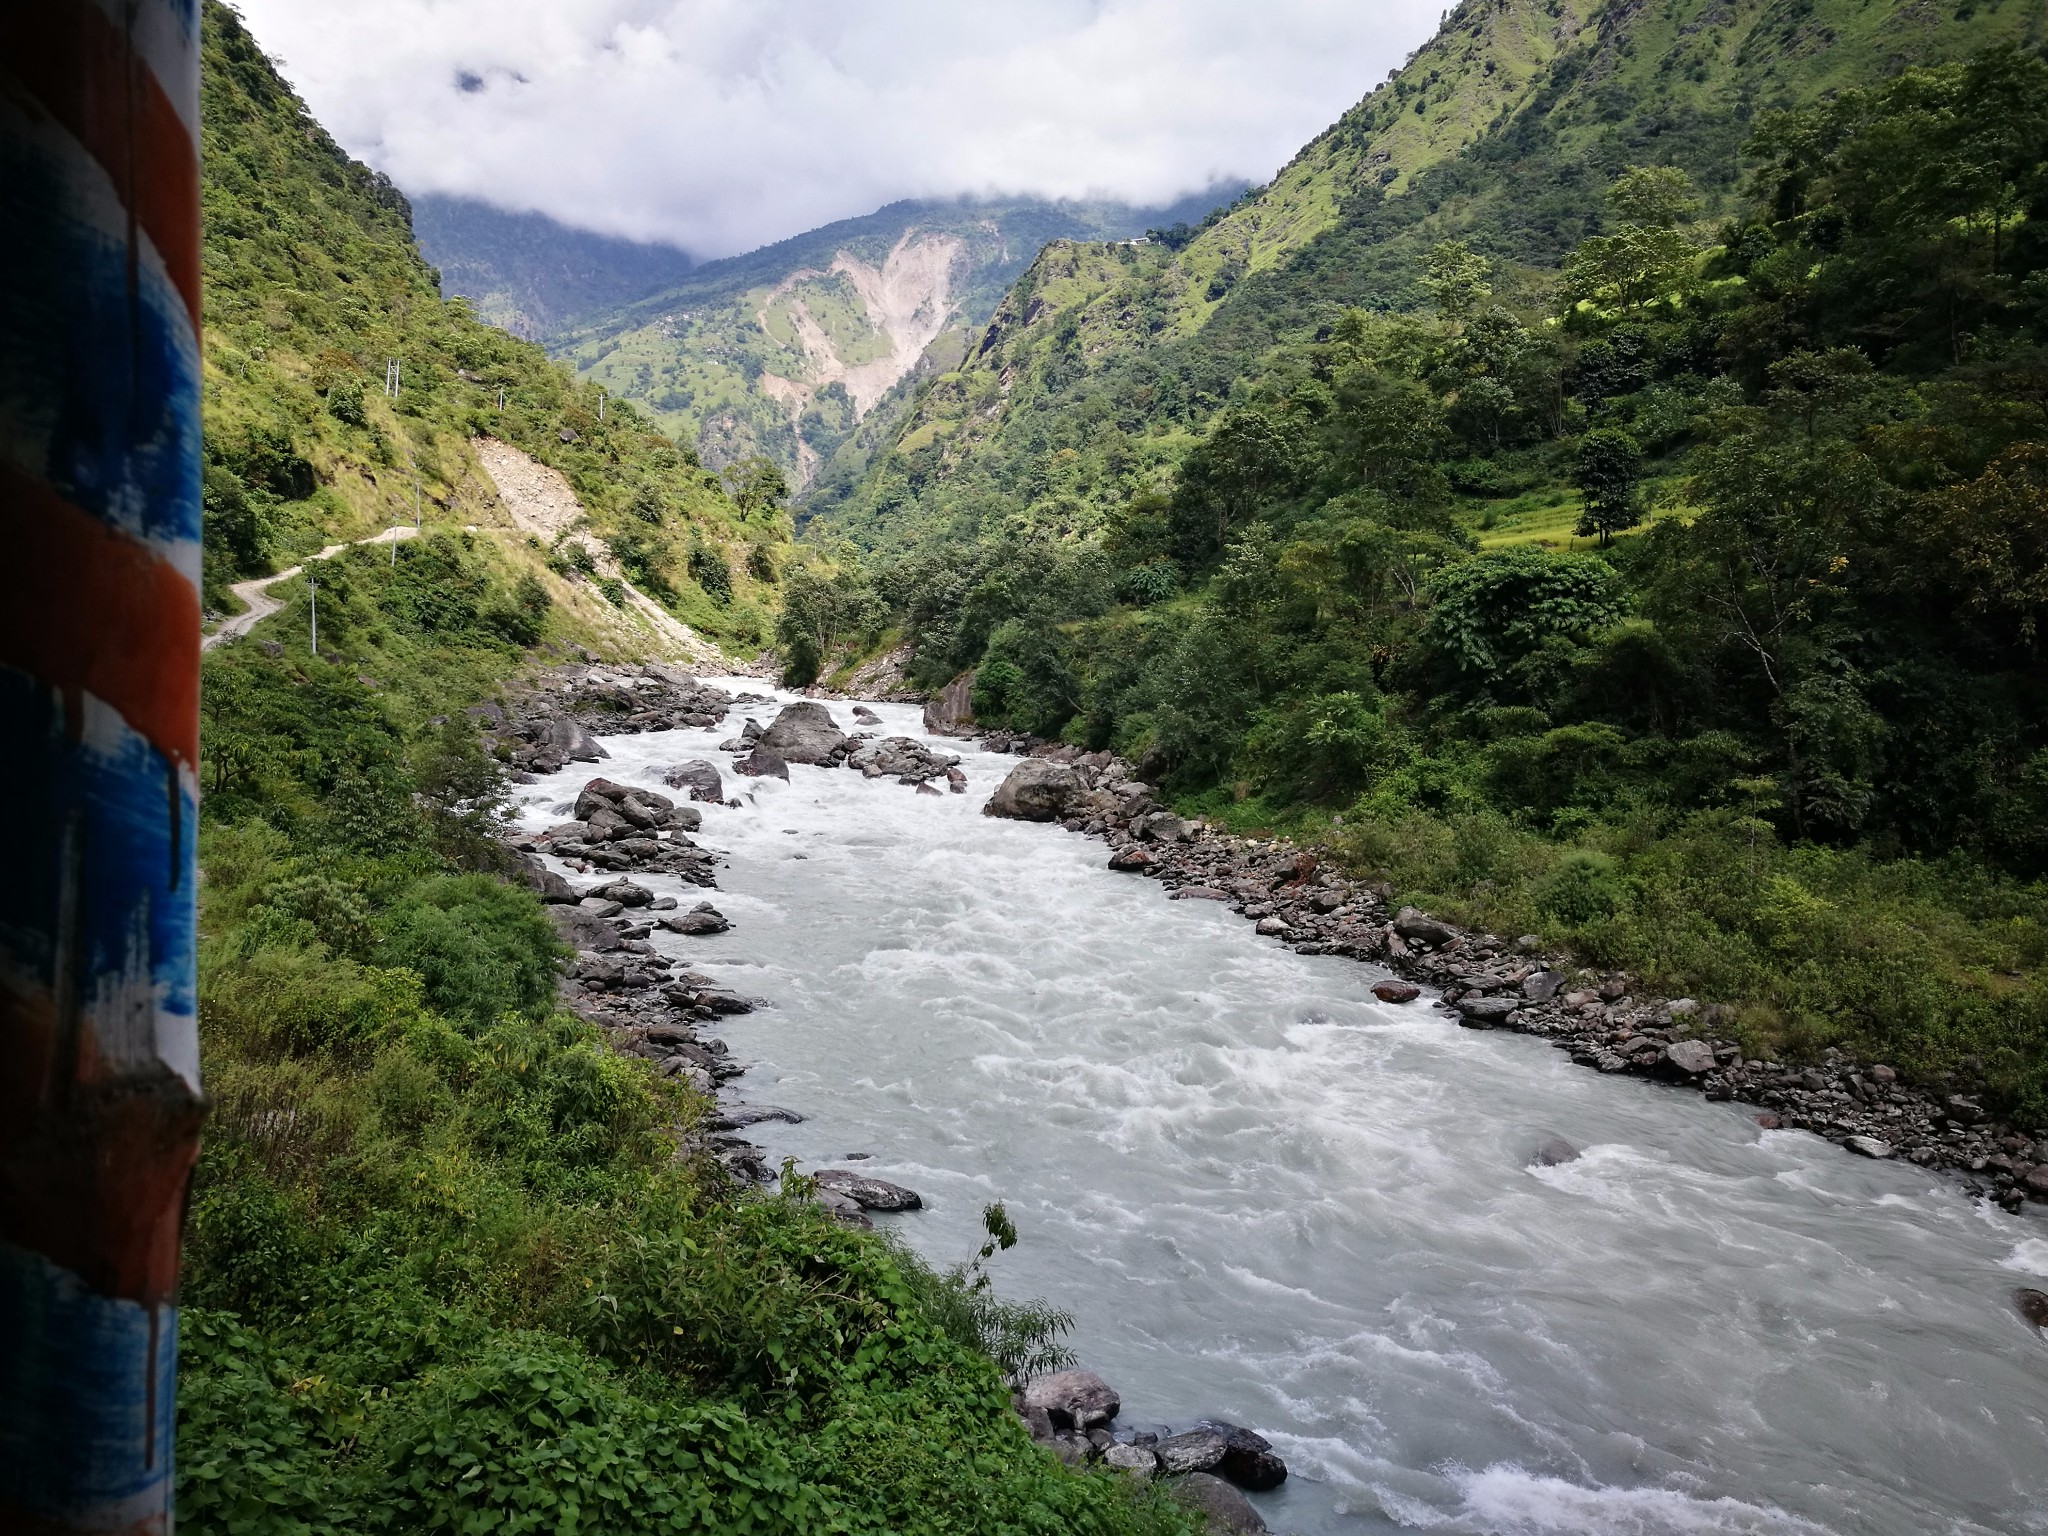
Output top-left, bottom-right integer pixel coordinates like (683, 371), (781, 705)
(514, 680), (2048, 1535)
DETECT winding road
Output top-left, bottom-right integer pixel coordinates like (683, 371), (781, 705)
(201, 525), (419, 652)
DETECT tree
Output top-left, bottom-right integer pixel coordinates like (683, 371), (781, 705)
(1561, 165), (1704, 314)
(1168, 408), (1306, 565)
(1607, 165), (1703, 229)
(1572, 428), (1644, 545)
(1422, 240), (1492, 329)
(722, 456), (788, 519)
(1425, 548), (1625, 702)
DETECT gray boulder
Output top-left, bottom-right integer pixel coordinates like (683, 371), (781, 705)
(733, 748), (789, 781)
(549, 717), (608, 762)
(813, 1169), (923, 1211)
(515, 858), (578, 904)
(1154, 1428), (1227, 1476)
(659, 902), (730, 935)
(1020, 1370), (1120, 1430)
(1102, 1442), (1157, 1479)
(1199, 1423), (1287, 1492)
(1171, 1472), (1266, 1534)
(1522, 970), (1566, 1003)
(664, 759), (725, 801)
(1846, 1135), (1894, 1159)
(923, 670), (975, 736)
(1528, 1135), (1579, 1167)
(667, 804), (703, 832)
(1136, 810), (1190, 842)
(547, 906), (621, 953)
(589, 879), (653, 908)
(1661, 1040), (1716, 1076)
(1457, 995), (1519, 1028)
(983, 759), (1085, 822)
(578, 897), (624, 918)
(1393, 906), (1458, 946)
(760, 701), (848, 765)
(1371, 979), (1421, 1003)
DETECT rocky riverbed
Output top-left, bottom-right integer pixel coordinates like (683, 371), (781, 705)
(482, 667), (1292, 1527)
(967, 736), (2048, 1213)
(484, 667), (2048, 1534)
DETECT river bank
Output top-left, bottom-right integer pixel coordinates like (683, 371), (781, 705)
(957, 733), (2047, 1212)
(484, 666), (2048, 1535)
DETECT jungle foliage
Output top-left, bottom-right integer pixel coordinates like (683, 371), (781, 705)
(197, 0), (784, 642)
(803, 36), (2048, 1110)
(185, 8), (1193, 1531)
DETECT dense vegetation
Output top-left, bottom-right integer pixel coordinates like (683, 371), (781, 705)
(198, 0), (787, 648)
(799, 10), (2048, 1111)
(185, 7), (1194, 1531)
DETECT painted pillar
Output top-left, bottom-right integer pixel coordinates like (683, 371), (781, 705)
(0, 1), (207, 1532)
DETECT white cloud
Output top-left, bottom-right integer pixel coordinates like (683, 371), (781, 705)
(233, 0), (1445, 258)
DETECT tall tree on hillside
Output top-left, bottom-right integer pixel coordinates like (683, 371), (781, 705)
(1562, 166), (1704, 314)
(1572, 428), (1644, 545)
(1423, 239), (1492, 331)
(1169, 408), (1307, 565)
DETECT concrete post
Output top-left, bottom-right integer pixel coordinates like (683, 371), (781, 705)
(0, 1), (208, 1530)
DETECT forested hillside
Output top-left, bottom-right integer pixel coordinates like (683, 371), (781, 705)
(198, 0), (785, 650)
(184, 7), (1195, 1532)
(798, 0), (2048, 1111)
(551, 189), (1239, 492)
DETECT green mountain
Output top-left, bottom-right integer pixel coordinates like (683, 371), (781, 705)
(822, 0), (2048, 546)
(411, 193), (697, 340)
(553, 188), (1241, 489)
(188, 8), (1199, 1534)
(795, 0), (2048, 1109)
(198, 3), (790, 653)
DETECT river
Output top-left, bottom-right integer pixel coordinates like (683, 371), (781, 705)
(514, 683), (2048, 1536)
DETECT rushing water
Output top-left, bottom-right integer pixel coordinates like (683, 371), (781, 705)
(515, 683), (2048, 1536)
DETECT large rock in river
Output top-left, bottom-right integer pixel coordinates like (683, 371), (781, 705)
(759, 701), (848, 765)
(664, 759), (725, 801)
(1171, 1472), (1266, 1534)
(983, 759), (1084, 822)
(923, 670), (975, 736)
(1020, 1369), (1119, 1430)
(813, 1169), (922, 1211)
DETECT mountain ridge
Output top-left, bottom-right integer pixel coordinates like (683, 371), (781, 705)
(541, 187), (1245, 487)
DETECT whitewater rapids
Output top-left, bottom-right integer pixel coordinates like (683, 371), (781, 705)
(514, 682), (2048, 1536)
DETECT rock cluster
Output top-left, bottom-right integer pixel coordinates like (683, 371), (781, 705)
(979, 741), (2038, 1207)
(1013, 1369), (1281, 1528)
(475, 659), (734, 776)
(509, 777), (720, 885)
(720, 703), (966, 793)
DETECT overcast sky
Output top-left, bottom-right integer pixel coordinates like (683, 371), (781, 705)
(235, 0), (1445, 259)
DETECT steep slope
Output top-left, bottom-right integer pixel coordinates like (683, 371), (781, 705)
(199, 3), (784, 653)
(555, 188), (1241, 486)
(819, 0), (2044, 548)
(777, 0), (2048, 1114)
(411, 193), (697, 340)
(183, 12), (1207, 1534)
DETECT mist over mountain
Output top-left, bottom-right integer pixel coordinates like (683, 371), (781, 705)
(411, 194), (698, 339)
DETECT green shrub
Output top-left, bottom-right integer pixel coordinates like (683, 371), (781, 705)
(376, 874), (561, 1025)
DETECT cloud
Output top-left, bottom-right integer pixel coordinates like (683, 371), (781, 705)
(233, 0), (1445, 259)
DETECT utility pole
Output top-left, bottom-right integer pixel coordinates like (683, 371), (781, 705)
(309, 575), (317, 657)
(385, 358), (401, 397)
(1, 10), (207, 1533)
